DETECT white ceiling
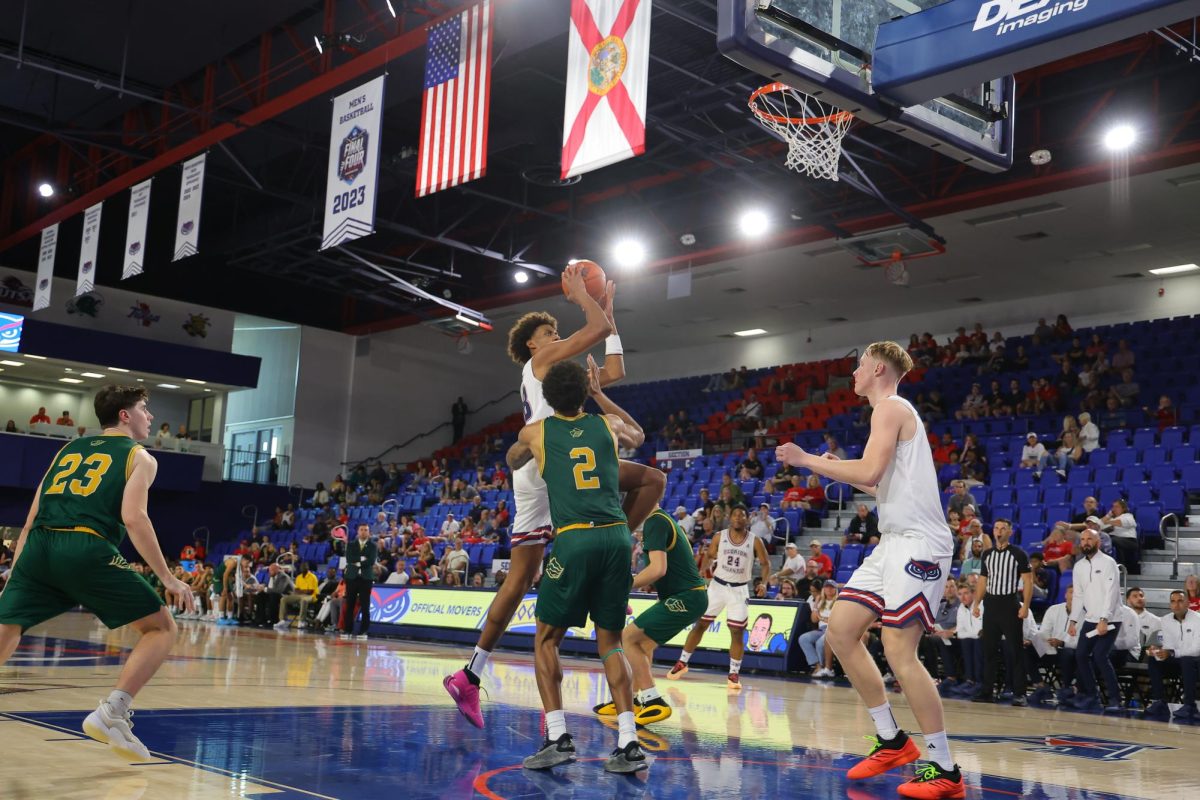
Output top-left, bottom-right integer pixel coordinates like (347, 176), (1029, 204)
(478, 162), (1200, 351)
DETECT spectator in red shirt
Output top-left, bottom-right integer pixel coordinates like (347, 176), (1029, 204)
(55, 410), (74, 426)
(492, 461), (507, 487)
(932, 433), (959, 466)
(806, 540), (834, 578)
(1042, 524), (1075, 572)
(494, 500), (510, 529)
(29, 407), (51, 425)
(1186, 574), (1200, 613)
(1144, 395), (1177, 432)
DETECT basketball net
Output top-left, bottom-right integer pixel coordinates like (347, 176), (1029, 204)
(884, 252), (910, 287)
(749, 83), (854, 181)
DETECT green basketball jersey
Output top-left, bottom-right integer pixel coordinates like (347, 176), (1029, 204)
(540, 413), (626, 532)
(33, 433), (143, 547)
(641, 509), (705, 598)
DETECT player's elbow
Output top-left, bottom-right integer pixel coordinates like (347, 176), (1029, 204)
(121, 507), (150, 532)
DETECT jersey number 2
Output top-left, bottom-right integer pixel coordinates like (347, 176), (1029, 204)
(45, 453), (113, 497)
(569, 447), (600, 490)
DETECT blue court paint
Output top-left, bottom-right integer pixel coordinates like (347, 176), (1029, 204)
(3, 635), (224, 668)
(10, 704), (1146, 799)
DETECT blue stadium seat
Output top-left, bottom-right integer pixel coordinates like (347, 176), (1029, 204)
(1113, 449), (1139, 467)
(1182, 464), (1200, 491)
(1142, 446), (1168, 468)
(1014, 470), (1037, 487)
(989, 488), (1014, 507)
(990, 469), (1012, 487)
(822, 543), (841, 567)
(1098, 484), (1125, 507)
(1132, 428), (1157, 451)
(1171, 446), (1196, 466)
(1106, 430), (1131, 449)
(1161, 427), (1186, 449)
(1094, 466), (1120, 485)
(1134, 504), (1163, 538)
(1150, 465), (1179, 486)
(991, 504), (1014, 524)
(1043, 485), (1069, 505)
(1069, 486), (1094, 507)
(1159, 484), (1186, 515)
(835, 568), (855, 585)
(1017, 487), (1041, 506)
(841, 544), (865, 568)
(1127, 483), (1154, 507)
(1045, 504), (1071, 525)
(1018, 506), (1044, 528)
(1055, 571), (1073, 603)
(1120, 466), (1147, 485)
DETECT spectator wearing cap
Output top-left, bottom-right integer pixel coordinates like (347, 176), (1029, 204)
(1061, 496), (1100, 541)
(958, 516), (992, 562)
(1144, 590), (1200, 721)
(749, 503), (776, 548)
(773, 542), (807, 582)
(843, 503), (879, 546)
(1068, 527), (1124, 712)
(1019, 433), (1047, 470)
(673, 505), (695, 540)
(946, 480), (977, 518)
(806, 540), (833, 579)
(1099, 499), (1139, 574)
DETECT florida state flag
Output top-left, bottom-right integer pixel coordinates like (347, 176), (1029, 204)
(561, 0), (651, 179)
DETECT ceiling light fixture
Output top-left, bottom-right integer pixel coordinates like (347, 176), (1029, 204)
(385, 0), (397, 16)
(80, 372), (106, 379)
(0, 360), (24, 367)
(739, 209), (770, 237)
(185, 379), (207, 385)
(313, 35), (324, 54)
(37, 183), (54, 198)
(1103, 123), (1136, 152)
(1148, 263), (1199, 275)
(59, 377), (83, 384)
(513, 269), (529, 284)
(733, 328), (767, 337)
(612, 238), (646, 269)
(107, 367), (130, 372)
(23, 354), (46, 360)
(157, 383), (179, 389)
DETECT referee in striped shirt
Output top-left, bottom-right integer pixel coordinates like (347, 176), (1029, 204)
(971, 518), (1033, 705)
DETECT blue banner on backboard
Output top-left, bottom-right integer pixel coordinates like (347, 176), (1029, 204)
(875, 0), (1200, 107)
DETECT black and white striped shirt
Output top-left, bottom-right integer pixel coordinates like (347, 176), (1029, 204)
(980, 544), (1030, 596)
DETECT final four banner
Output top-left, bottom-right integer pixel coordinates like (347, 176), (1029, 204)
(173, 153), (205, 261)
(34, 223), (59, 311)
(123, 179), (152, 279)
(77, 202), (103, 297)
(321, 75), (385, 250)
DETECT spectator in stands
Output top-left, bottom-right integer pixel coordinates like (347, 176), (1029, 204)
(441, 513), (461, 538)
(932, 433), (959, 468)
(956, 383), (988, 420)
(341, 523), (377, 639)
(749, 503), (775, 548)
(29, 407), (50, 425)
(1060, 496), (1100, 541)
(771, 463), (798, 493)
(719, 474), (747, 506)
(1028, 553), (1051, 599)
(1032, 317), (1053, 342)
(1110, 338), (1135, 371)
(441, 538), (470, 583)
(54, 409), (74, 426)
(1099, 499), (1139, 574)
(1045, 430), (1083, 476)
(1042, 524), (1075, 572)
(954, 581), (984, 697)
(1033, 585), (1079, 705)
(958, 515), (991, 562)
(1186, 575), (1200, 613)
(494, 499), (510, 529)
(946, 479), (976, 517)
(674, 506), (695, 540)
(806, 540), (833, 579)
(773, 542), (807, 582)
(1019, 433), (1047, 470)
(739, 447), (764, 480)
(918, 390), (945, 421)
(276, 562), (319, 630)
(1052, 313), (1072, 338)
(1068, 528), (1124, 711)
(4, 420), (16, 433)
(386, 564), (410, 585)
(800, 581), (839, 677)
(843, 503), (878, 545)
(1109, 368), (1140, 408)
(1077, 412), (1100, 452)
(960, 540), (985, 576)
(821, 434), (846, 460)
(960, 451), (988, 488)
(1144, 394), (1177, 432)
(1098, 395), (1128, 431)
(1144, 590), (1200, 721)
(312, 482), (330, 506)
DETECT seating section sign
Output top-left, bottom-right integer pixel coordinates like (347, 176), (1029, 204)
(369, 586), (796, 655)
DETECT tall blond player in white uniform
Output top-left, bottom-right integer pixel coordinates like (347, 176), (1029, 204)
(444, 264), (627, 727)
(666, 503), (769, 690)
(776, 342), (964, 800)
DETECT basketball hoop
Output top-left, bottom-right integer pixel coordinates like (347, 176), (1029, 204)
(749, 82), (854, 181)
(883, 252), (910, 287)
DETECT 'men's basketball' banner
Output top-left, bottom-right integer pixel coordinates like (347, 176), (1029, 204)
(561, 0), (652, 179)
(173, 154), (205, 262)
(77, 202), (103, 297)
(34, 224), (58, 311)
(123, 179), (152, 279)
(321, 75), (385, 250)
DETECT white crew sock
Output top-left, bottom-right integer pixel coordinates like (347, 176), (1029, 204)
(106, 689), (133, 717)
(678, 650), (693, 664)
(639, 686), (662, 704)
(729, 658), (742, 676)
(546, 709), (567, 741)
(924, 731), (954, 772)
(617, 711), (637, 748)
(867, 702), (900, 740)
(467, 646), (491, 677)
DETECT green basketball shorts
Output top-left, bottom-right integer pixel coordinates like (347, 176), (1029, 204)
(634, 587), (708, 644)
(535, 524), (632, 632)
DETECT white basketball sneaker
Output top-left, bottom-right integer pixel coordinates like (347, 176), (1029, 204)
(82, 700), (151, 761)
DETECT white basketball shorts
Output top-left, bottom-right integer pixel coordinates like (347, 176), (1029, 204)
(839, 531), (951, 632)
(702, 579), (750, 628)
(511, 459), (552, 548)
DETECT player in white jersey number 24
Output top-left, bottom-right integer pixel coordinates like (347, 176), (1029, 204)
(775, 342), (964, 800)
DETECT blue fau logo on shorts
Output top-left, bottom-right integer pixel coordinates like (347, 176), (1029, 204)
(952, 734), (1173, 762)
(904, 559), (942, 582)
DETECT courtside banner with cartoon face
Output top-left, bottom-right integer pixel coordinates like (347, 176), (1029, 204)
(369, 586), (798, 656)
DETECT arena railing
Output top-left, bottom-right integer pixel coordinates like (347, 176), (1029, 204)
(1160, 512), (1182, 580)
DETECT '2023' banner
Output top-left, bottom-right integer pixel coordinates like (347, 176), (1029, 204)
(369, 586), (796, 655)
(321, 75), (385, 250)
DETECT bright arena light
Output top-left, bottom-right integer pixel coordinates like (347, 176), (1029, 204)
(513, 269), (529, 284)
(37, 183), (54, 198)
(1103, 124), (1136, 152)
(739, 209), (770, 237)
(612, 238), (646, 268)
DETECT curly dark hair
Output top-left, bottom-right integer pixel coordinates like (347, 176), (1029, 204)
(541, 361), (589, 416)
(507, 311), (557, 365)
(94, 385), (149, 427)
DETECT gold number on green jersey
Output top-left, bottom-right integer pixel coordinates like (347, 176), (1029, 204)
(569, 447), (600, 490)
(45, 452), (113, 497)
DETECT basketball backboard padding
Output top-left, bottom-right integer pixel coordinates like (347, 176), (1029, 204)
(874, 0), (1200, 108)
(834, 226), (946, 265)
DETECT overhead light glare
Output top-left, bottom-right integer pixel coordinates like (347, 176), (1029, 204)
(385, 0), (396, 17)
(612, 239), (646, 268)
(313, 35), (324, 54)
(108, 367), (130, 372)
(0, 360), (24, 367)
(739, 209), (770, 237)
(734, 328), (767, 337)
(1148, 263), (1199, 276)
(513, 269), (529, 284)
(456, 313), (482, 328)
(1103, 124), (1136, 152)
(80, 372), (106, 379)
(23, 354), (46, 360)
(185, 379), (207, 385)
(37, 183), (54, 198)
(157, 383), (180, 389)
(59, 377), (84, 384)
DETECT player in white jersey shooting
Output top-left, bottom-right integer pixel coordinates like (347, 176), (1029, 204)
(445, 263), (664, 728)
(776, 342), (963, 800)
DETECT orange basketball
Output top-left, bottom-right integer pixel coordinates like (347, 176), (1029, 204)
(562, 259), (607, 302)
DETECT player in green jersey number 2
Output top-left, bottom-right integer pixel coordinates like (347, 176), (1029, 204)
(507, 355), (650, 774)
(0, 386), (194, 762)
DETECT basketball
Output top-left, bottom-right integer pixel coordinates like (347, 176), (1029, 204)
(562, 259), (607, 302)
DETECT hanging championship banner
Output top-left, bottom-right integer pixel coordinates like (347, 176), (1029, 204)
(123, 178), (152, 279)
(321, 75), (385, 250)
(34, 224), (59, 311)
(173, 153), (206, 261)
(77, 202), (103, 297)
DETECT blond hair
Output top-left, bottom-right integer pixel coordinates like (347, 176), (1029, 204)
(864, 341), (913, 377)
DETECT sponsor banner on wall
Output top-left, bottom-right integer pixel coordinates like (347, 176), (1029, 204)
(369, 586), (795, 655)
(33, 224), (58, 311)
(77, 203), (103, 296)
(123, 179), (153, 279)
(174, 154), (206, 261)
(321, 75), (385, 250)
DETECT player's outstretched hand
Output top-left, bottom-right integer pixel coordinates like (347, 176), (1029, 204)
(586, 354), (603, 396)
(603, 280), (617, 326)
(562, 263), (585, 305)
(166, 577), (197, 613)
(775, 442), (808, 467)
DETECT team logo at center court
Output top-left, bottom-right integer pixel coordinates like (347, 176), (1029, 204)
(545, 556), (565, 580)
(570, 428), (584, 438)
(951, 734), (1173, 762)
(904, 559), (942, 582)
(338, 126), (369, 184)
(665, 597), (687, 613)
(588, 36), (627, 96)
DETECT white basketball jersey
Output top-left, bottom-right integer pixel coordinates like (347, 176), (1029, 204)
(713, 529), (754, 584)
(520, 360), (552, 425)
(875, 395), (954, 556)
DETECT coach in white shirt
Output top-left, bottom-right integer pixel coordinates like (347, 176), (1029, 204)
(1144, 590), (1200, 720)
(1124, 587), (1162, 660)
(1068, 528), (1124, 711)
(1033, 586), (1080, 704)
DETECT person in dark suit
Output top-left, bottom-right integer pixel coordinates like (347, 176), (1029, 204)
(341, 523), (378, 639)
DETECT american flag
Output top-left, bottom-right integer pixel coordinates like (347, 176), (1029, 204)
(416, 1), (493, 197)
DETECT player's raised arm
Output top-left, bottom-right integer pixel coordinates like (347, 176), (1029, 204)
(596, 280), (625, 388)
(122, 450), (194, 611)
(529, 264), (614, 372)
(775, 399), (906, 491)
(585, 354), (643, 448)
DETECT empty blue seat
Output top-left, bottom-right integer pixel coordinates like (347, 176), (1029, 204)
(1098, 484), (1125, 507)
(1018, 505), (1044, 527)
(1128, 483), (1154, 507)
(1040, 469), (1062, 487)
(1150, 465), (1179, 485)
(989, 488), (1014, 507)
(1114, 449), (1139, 467)
(1094, 466), (1120, 485)
(990, 469), (1012, 487)
(1067, 467), (1093, 486)
(1159, 484), (1186, 515)
(1043, 485), (1069, 505)
(1134, 504), (1163, 538)
(1014, 470), (1037, 487)
(1132, 428), (1157, 450)
(1106, 430), (1131, 449)
(1142, 446), (1168, 467)
(1017, 487), (1041, 506)
(841, 544), (865, 568)
(1045, 504), (1072, 526)
(822, 543), (841, 567)
(1183, 464), (1200, 491)
(1161, 427), (1186, 449)
(1055, 571), (1073, 603)
(1120, 467), (1147, 484)
(835, 568), (855, 585)
(1171, 446), (1196, 466)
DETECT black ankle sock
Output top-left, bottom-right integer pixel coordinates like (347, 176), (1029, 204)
(881, 730), (907, 747)
(464, 667), (481, 686)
